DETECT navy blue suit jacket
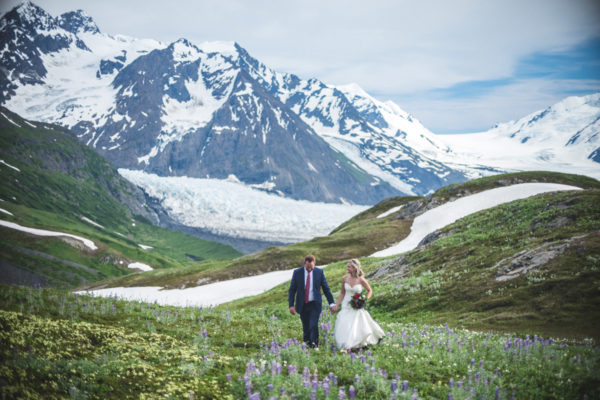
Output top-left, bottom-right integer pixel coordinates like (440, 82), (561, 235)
(288, 267), (335, 314)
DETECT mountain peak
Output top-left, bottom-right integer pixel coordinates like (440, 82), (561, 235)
(167, 38), (203, 62)
(58, 9), (100, 35)
(337, 82), (371, 100)
(3, 1), (55, 30)
(197, 40), (238, 56)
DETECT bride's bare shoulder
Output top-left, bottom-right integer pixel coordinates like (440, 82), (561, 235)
(341, 274), (350, 282)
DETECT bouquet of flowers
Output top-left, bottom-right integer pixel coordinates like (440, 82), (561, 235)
(350, 292), (367, 309)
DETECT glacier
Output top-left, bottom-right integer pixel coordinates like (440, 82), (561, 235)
(119, 169), (368, 243)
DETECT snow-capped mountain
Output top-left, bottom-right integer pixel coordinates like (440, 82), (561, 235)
(0, 2), (468, 206)
(440, 93), (600, 178)
(228, 45), (466, 195)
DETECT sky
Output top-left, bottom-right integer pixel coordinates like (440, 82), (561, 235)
(1, 0), (599, 133)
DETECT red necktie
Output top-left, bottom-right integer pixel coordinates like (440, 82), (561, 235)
(304, 270), (311, 303)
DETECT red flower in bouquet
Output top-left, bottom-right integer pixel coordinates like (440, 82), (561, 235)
(350, 292), (366, 309)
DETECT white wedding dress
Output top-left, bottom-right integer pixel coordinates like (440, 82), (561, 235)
(334, 283), (385, 349)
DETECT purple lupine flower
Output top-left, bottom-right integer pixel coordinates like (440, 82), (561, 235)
(226, 374), (232, 380)
(448, 394), (454, 400)
(457, 380), (463, 389)
(249, 393), (260, 400)
(355, 375), (360, 384)
(470, 358), (475, 367)
(280, 387), (286, 396)
(267, 384), (274, 391)
(338, 387), (346, 400)
(495, 387), (500, 399)
(288, 365), (297, 374)
(479, 360), (484, 368)
(349, 386), (356, 398)
(449, 378), (454, 387)
(323, 380), (330, 396)
(402, 380), (409, 391)
(391, 380), (398, 392)
(303, 367), (310, 381)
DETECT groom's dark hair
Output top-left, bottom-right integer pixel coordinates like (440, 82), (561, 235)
(304, 254), (315, 263)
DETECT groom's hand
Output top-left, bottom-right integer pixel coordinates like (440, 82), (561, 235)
(289, 306), (296, 315)
(330, 305), (338, 313)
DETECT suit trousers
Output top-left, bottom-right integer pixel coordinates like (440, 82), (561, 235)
(300, 301), (320, 348)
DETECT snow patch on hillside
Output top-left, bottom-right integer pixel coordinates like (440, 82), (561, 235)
(119, 169), (368, 243)
(0, 220), (98, 250)
(79, 266), (302, 307)
(371, 183), (582, 257)
(128, 262), (153, 271)
(0, 159), (21, 172)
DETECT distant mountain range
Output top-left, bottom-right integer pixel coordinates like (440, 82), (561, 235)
(1, 1), (598, 247)
(0, 1), (470, 205)
(440, 93), (600, 178)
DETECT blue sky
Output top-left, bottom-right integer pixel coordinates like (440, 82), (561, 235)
(391, 37), (600, 133)
(2, 0), (599, 133)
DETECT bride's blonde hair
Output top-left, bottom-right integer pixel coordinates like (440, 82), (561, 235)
(348, 259), (363, 277)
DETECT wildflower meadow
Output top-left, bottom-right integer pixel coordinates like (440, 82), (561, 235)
(0, 284), (598, 399)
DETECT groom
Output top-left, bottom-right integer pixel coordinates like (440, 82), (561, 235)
(288, 254), (337, 348)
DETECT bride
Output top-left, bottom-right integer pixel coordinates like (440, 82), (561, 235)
(333, 259), (384, 350)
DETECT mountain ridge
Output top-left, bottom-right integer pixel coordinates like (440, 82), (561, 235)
(0, 1), (468, 205)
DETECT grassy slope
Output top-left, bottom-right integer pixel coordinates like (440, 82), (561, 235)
(0, 108), (240, 288)
(87, 171), (600, 290)
(227, 187), (600, 341)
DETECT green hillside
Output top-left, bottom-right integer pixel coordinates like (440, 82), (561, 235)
(85, 170), (600, 291)
(233, 186), (600, 339)
(0, 108), (241, 288)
